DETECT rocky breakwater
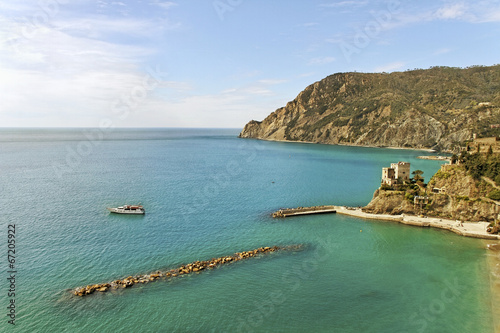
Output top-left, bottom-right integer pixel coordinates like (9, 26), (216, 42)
(73, 245), (300, 297)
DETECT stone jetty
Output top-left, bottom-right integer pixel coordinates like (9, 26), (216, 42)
(73, 245), (299, 297)
(272, 205), (337, 218)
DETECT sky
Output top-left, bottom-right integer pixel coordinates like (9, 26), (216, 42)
(1, 0), (500, 128)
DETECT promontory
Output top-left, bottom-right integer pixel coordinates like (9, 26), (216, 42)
(239, 65), (500, 151)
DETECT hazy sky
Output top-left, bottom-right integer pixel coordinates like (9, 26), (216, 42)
(1, 0), (500, 128)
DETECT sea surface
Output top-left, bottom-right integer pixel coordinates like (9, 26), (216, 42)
(0, 128), (494, 332)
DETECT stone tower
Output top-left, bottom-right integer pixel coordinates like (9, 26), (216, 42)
(391, 162), (410, 182)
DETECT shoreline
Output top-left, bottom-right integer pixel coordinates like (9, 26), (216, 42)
(417, 155), (451, 161)
(239, 136), (438, 152)
(485, 242), (500, 333)
(333, 205), (500, 240)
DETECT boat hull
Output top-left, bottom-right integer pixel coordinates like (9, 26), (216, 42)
(107, 207), (145, 215)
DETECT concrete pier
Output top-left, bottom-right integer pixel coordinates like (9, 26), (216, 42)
(272, 204), (500, 240)
(272, 205), (337, 218)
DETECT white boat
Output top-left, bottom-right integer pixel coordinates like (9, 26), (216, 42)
(107, 205), (145, 215)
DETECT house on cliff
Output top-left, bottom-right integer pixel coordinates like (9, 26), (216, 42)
(382, 162), (410, 186)
(467, 136), (500, 153)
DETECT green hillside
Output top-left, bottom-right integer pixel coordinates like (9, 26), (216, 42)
(240, 65), (500, 151)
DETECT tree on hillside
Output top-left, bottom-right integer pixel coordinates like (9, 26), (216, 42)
(459, 150), (469, 164)
(463, 152), (485, 180)
(412, 170), (424, 183)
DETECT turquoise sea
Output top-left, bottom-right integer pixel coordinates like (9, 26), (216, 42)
(0, 128), (494, 332)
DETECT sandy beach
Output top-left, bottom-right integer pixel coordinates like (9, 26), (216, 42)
(333, 205), (500, 240)
(248, 137), (437, 152)
(417, 155), (451, 161)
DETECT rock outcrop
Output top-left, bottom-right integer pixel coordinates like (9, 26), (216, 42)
(240, 65), (500, 151)
(426, 165), (499, 221)
(363, 189), (415, 216)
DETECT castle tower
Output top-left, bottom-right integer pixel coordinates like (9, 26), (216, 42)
(382, 167), (396, 186)
(391, 162), (410, 182)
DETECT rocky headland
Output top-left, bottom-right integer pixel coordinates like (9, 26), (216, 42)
(240, 65), (500, 151)
(363, 164), (500, 225)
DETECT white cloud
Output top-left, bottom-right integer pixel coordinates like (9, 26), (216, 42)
(128, 86), (284, 128)
(325, 33), (346, 44)
(434, 3), (468, 20)
(308, 56), (336, 66)
(257, 79), (288, 85)
(151, 1), (178, 10)
(4, 23), (152, 72)
(235, 79), (287, 97)
(433, 48), (452, 55)
(136, 78), (292, 127)
(0, 58), (180, 125)
(319, 1), (368, 8)
(53, 15), (180, 40)
(97, 1), (108, 9)
(374, 61), (405, 73)
(338, 1), (500, 37)
(4, 1), (498, 128)
(477, 6), (500, 22)
(0, 4), (188, 127)
(300, 22), (319, 27)
(395, 1), (500, 26)
(0, 8), (285, 129)
(297, 72), (316, 78)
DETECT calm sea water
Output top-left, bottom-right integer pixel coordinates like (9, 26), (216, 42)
(0, 128), (493, 332)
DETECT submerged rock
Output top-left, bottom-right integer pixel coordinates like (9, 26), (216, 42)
(488, 244), (500, 251)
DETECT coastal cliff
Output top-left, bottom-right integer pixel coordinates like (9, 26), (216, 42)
(363, 164), (500, 223)
(240, 65), (500, 151)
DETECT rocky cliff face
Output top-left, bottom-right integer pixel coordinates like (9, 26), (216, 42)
(362, 189), (415, 215)
(427, 165), (499, 221)
(240, 66), (500, 151)
(363, 165), (499, 222)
